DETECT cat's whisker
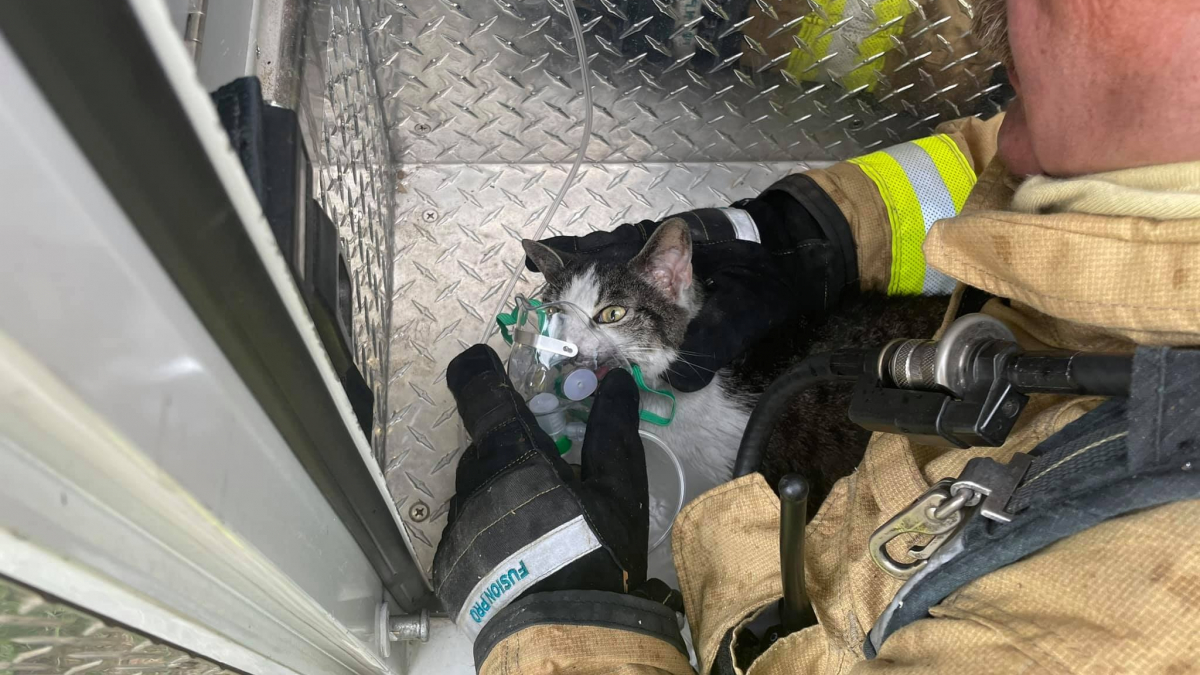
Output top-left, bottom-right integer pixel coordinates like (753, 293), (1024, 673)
(667, 357), (717, 374)
(616, 347), (665, 357)
(618, 346), (717, 374)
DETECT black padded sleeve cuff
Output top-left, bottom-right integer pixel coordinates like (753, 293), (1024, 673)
(473, 590), (687, 670)
(763, 173), (859, 300)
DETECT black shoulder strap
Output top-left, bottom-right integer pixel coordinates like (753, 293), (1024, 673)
(954, 285), (995, 318)
(866, 346), (1200, 657)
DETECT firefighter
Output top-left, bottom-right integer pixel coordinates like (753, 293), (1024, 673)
(434, 1), (1200, 672)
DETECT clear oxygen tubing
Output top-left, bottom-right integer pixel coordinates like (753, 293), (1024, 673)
(477, 0), (593, 345)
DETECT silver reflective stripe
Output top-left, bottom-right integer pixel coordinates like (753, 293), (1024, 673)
(883, 143), (958, 295)
(719, 208), (761, 244)
(456, 515), (602, 641)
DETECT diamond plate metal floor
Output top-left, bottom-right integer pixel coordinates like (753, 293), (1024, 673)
(352, 0), (1011, 575)
(0, 576), (239, 675)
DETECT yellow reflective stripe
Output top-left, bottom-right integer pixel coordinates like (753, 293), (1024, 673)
(786, 0), (845, 81)
(841, 0), (912, 92)
(913, 135), (977, 211)
(848, 151), (928, 295)
(848, 134), (979, 296)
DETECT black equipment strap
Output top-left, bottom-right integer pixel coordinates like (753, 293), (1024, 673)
(866, 346), (1200, 656)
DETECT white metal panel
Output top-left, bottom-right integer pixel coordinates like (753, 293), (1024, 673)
(0, 329), (399, 675)
(0, 24), (406, 674)
(196, 0), (262, 91)
(121, 0), (418, 570)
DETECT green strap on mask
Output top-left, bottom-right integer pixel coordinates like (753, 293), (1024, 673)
(630, 363), (676, 426)
(496, 298), (544, 345)
(560, 364), (677, 427)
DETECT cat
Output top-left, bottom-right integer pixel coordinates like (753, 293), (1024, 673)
(522, 217), (949, 511)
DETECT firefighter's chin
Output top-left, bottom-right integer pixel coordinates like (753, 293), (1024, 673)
(997, 95), (1041, 177)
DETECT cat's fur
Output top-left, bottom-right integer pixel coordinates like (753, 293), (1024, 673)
(523, 220), (948, 510)
(731, 293), (949, 508)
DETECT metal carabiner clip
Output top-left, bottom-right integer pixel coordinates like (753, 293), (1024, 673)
(868, 479), (968, 579)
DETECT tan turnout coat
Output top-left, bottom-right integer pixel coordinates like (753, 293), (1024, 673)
(482, 113), (1200, 673)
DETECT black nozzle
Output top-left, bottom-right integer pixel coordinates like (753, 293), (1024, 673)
(779, 474), (817, 635)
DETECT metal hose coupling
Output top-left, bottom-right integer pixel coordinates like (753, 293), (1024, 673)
(881, 338), (939, 391)
(854, 313), (1134, 449)
(879, 314), (1017, 396)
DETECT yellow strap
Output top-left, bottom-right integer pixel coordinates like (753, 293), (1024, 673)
(849, 134), (979, 296)
(841, 0), (913, 92)
(786, 0), (846, 80)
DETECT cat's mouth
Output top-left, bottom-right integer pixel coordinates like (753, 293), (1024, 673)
(565, 355), (623, 382)
(572, 348), (671, 383)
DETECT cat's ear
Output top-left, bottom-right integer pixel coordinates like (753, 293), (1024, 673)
(633, 217), (693, 301)
(522, 239), (571, 282)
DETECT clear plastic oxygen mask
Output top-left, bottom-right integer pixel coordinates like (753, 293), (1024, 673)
(505, 295), (628, 451)
(500, 294), (684, 554)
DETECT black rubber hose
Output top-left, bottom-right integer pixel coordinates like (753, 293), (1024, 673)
(1006, 352), (1133, 397)
(733, 350), (868, 478)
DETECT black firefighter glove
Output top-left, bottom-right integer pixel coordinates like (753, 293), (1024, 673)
(434, 345), (685, 667)
(525, 175), (857, 392)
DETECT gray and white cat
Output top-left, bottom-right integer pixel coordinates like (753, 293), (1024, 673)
(523, 219), (748, 498)
(522, 217), (950, 507)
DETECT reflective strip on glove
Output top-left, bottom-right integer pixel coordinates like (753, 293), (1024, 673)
(456, 515), (602, 641)
(848, 134), (977, 296)
(436, 345), (648, 647)
(717, 207), (762, 244)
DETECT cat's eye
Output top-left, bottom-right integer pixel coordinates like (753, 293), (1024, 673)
(595, 305), (627, 324)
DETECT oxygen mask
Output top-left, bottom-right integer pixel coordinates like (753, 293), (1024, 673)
(497, 294), (684, 553)
(500, 295), (625, 452)
(504, 295), (627, 401)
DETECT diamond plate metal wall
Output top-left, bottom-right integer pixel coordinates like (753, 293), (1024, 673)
(314, 0), (399, 465)
(360, 0), (1012, 574)
(0, 576), (240, 675)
